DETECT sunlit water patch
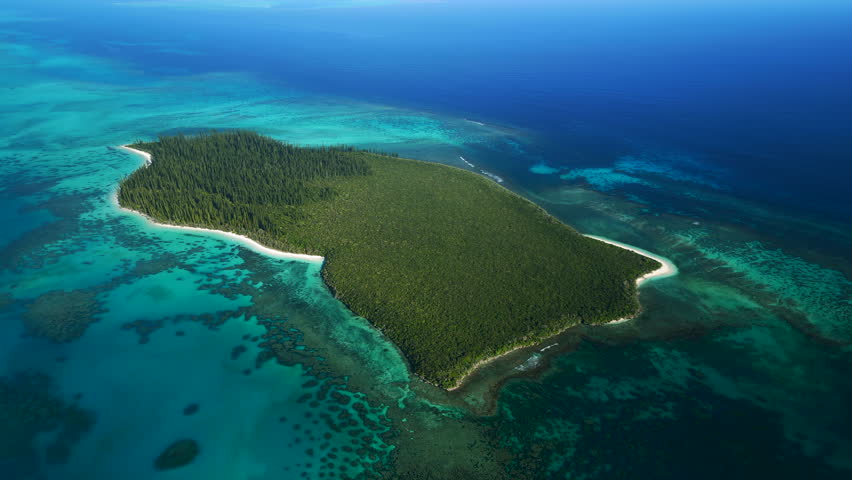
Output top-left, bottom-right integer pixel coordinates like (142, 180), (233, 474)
(673, 230), (852, 344)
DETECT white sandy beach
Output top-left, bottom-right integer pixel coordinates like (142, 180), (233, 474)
(584, 234), (678, 286)
(584, 234), (678, 324)
(114, 146), (324, 263)
(119, 145), (153, 167)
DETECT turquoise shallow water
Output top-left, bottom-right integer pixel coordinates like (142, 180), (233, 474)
(0, 34), (456, 479)
(2, 5), (852, 480)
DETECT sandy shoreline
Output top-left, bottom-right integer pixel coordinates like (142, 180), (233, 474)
(114, 146), (324, 263)
(583, 234), (678, 325)
(118, 145), (153, 166)
(583, 234), (678, 286)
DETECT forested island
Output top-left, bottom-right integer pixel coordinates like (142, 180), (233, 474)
(117, 132), (660, 388)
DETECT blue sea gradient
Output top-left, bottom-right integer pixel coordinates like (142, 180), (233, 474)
(13, 0), (849, 219)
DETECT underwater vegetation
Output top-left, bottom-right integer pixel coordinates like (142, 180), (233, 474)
(0, 372), (95, 477)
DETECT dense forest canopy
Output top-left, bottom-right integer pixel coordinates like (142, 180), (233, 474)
(118, 132), (660, 388)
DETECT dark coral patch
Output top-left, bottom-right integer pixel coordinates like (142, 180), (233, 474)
(22, 290), (104, 342)
(230, 345), (247, 360)
(0, 372), (95, 476)
(154, 439), (199, 471)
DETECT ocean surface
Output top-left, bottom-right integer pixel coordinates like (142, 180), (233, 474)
(1, 1), (851, 479)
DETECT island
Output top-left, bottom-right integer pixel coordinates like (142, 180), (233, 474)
(117, 131), (662, 389)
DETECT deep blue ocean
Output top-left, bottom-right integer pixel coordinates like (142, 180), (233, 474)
(1, 1), (851, 479)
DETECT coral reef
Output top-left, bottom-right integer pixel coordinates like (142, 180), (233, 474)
(22, 290), (104, 343)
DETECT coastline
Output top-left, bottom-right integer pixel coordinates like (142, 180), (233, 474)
(119, 145), (153, 166)
(446, 234), (677, 390)
(443, 342), (533, 391)
(583, 234), (678, 286)
(116, 143), (674, 390)
(114, 146), (324, 263)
